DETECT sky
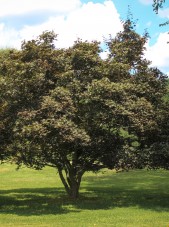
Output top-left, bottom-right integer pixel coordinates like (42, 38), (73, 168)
(0, 0), (169, 74)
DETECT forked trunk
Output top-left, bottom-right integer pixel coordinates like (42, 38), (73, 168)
(58, 168), (83, 199)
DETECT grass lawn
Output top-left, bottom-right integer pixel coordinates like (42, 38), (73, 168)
(0, 164), (169, 227)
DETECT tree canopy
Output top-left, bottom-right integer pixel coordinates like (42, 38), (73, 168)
(0, 20), (169, 199)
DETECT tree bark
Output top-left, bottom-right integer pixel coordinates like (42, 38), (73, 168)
(68, 181), (80, 199)
(58, 167), (83, 199)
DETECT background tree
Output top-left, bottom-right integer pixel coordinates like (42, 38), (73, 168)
(153, 0), (166, 13)
(152, 0), (169, 169)
(104, 18), (168, 169)
(152, 0), (169, 27)
(0, 20), (168, 199)
(0, 48), (19, 161)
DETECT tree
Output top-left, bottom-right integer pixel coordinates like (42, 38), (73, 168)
(104, 18), (169, 169)
(150, 0), (169, 166)
(153, 0), (166, 13)
(152, 0), (169, 28)
(145, 78), (169, 169)
(0, 48), (19, 161)
(0, 21), (168, 199)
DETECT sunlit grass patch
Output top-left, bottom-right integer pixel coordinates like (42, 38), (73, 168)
(0, 164), (169, 227)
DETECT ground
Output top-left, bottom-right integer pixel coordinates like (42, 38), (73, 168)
(0, 164), (169, 227)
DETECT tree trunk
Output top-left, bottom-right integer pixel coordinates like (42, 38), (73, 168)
(68, 181), (80, 199)
(58, 167), (83, 200)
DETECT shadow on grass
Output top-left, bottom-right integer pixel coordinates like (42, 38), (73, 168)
(0, 170), (169, 216)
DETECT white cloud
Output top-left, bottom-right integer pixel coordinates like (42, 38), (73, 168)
(2, 0), (168, 74)
(159, 8), (169, 18)
(58, 1), (122, 45)
(139, 0), (153, 5)
(145, 32), (169, 71)
(146, 21), (152, 27)
(0, 0), (81, 17)
(0, 23), (20, 48)
(0, 0), (123, 49)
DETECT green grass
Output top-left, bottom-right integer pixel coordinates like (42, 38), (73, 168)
(0, 164), (169, 227)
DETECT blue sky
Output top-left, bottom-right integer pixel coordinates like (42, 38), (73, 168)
(0, 0), (169, 74)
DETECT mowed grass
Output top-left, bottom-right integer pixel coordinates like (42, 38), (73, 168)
(0, 164), (169, 227)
